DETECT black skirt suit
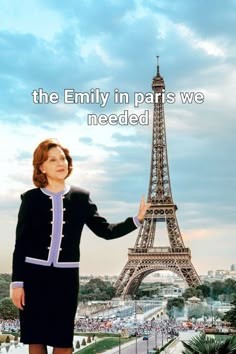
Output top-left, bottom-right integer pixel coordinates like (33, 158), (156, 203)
(12, 185), (137, 347)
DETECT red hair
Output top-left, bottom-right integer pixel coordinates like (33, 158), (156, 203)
(33, 138), (73, 188)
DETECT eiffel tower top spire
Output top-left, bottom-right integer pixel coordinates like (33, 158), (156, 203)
(152, 55), (165, 91)
(156, 55), (160, 76)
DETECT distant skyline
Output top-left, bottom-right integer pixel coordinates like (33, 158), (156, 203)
(0, 0), (236, 277)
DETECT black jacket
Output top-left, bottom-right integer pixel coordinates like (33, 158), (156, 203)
(12, 186), (137, 282)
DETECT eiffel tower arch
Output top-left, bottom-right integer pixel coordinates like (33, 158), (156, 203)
(115, 58), (201, 298)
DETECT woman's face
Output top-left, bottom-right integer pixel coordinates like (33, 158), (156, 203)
(40, 146), (69, 183)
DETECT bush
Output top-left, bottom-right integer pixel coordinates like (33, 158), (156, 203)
(0, 297), (19, 320)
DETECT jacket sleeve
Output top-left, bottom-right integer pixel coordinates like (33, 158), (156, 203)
(85, 195), (137, 240)
(12, 194), (31, 283)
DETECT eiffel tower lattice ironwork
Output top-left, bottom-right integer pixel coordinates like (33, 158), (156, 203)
(115, 58), (201, 298)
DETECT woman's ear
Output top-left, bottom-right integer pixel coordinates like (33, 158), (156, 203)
(40, 165), (45, 174)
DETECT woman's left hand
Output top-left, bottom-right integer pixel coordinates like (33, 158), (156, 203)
(137, 195), (151, 223)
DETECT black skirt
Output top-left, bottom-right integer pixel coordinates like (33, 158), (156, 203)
(20, 263), (79, 348)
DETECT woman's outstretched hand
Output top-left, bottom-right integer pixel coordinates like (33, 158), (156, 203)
(137, 195), (151, 223)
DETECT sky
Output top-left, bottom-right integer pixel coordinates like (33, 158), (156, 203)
(0, 0), (236, 279)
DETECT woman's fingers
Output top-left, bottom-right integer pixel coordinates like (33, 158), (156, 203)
(138, 195), (151, 222)
(22, 290), (25, 307)
(12, 288), (25, 310)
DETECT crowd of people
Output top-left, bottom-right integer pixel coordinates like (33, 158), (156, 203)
(0, 316), (227, 337)
(0, 319), (20, 333)
(74, 316), (180, 338)
(0, 317), (179, 337)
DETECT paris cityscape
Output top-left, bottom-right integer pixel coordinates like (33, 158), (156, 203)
(1, 1), (236, 354)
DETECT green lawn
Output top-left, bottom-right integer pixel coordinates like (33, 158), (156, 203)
(74, 332), (120, 338)
(74, 337), (131, 354)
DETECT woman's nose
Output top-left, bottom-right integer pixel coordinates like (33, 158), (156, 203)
(58, 159), (64, 166)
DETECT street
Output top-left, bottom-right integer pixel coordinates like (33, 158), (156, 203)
(110, 331), (167, 354)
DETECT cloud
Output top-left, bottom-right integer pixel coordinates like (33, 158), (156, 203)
(183, 224), (236, 241)
(175, 24), (225, 57)
(112, 132), (144, 142)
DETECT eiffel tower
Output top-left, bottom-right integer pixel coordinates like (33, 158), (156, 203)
(115, 58), (201, 298)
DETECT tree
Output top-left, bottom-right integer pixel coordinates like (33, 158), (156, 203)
(166, 297), (185, 318)
(79, 278), (116, 301)
(0, 297), (19, 320)
(182, 287), (203, 300)
(0, 274), (11, 302)
(211, 281), (225, 300)
(182, 332), (236, 354)
(187, 303), (223, 321)
(224, 294), (236, 327)
(196, 284), (211, 298)
(182, 280), (236, 302)
(106, 285), (116, 298)
(224, 278), (236, 295)
(187, 303), (206, 320)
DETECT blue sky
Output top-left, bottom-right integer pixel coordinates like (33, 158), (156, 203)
(0, 0), (236, 277)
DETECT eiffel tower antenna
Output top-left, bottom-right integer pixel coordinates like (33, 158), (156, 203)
(115, 59), (201, 298)
(156, 55), (160, 75)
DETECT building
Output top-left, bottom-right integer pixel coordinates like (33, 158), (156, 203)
(159, 286), (183, 298)
(215, 270), (229, 277)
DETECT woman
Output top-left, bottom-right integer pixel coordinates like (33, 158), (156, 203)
(11, 138), (150, 354)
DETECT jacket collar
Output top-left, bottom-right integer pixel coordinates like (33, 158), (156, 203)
(40, 185), (71, 197)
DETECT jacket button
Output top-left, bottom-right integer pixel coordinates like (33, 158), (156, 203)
(49, 196), (52, 199)
(63, 208), (66, 211)
(59, 248), (62, 251)
(50, 221), (53, 224)
(61, 235), (64, 238)
(62, 221), (66, 224)
(47, 247), (51, 250)
(50, 208), (53, 211)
